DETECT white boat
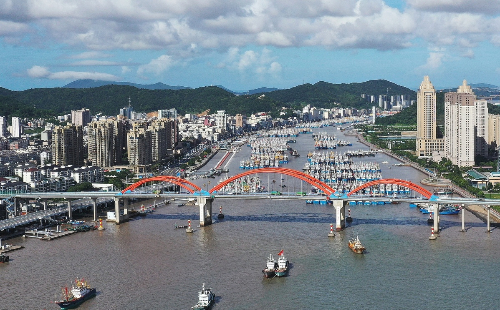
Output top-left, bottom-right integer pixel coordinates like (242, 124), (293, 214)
(191, 283), (215, 310)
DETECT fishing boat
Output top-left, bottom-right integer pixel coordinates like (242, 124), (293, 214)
(262, 254), (277, 278)
(191, 283), (215, 310)
(0, 253), (9, 263)
(55, 278), (96, 309)
(348, 236), (366, 254)
(275, 250), (289, 277)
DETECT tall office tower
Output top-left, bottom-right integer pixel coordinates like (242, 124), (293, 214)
(52, 125), (84, 166)
(488, 114), (500, 147)
(87, 120), (125, 167)
(372, 106), (376, 124)
(11, 117), (22, 138)
(416, 76), (444, 157)
(475, 99), (488, 158)
(71, 108), (91, 127)
(127, 124), (152, 167)
(150, 119), (170, 162)
(0, 116), (7, 137)
(444, 80), (487, 167)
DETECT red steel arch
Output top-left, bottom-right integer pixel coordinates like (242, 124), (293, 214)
(121, 175), (201, 194)
(347, 178), (432, 199)
(209, 167), (336, 196)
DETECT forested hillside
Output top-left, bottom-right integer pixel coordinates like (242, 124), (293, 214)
(0, 79), (416, 118)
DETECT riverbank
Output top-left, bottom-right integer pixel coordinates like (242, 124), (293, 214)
(354, 130), (500, 224)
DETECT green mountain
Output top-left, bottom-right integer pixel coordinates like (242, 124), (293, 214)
(0, 79), (417, 119)
(262, 80), (416, 109)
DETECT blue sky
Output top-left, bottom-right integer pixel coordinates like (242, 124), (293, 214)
(1, 0), (500, 92)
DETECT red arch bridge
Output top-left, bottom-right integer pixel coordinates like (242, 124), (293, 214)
(119, 168), (443, 230)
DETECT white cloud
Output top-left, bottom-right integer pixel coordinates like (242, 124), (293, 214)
(220, 47), (282, 80)
(27, 65), (119, 80)
(1, 0), (499, 67)
(418, 49), (446, 71)
(27, 66), (50, 78)
(69, 51), (113, 59)
(137, 54), (174, 76)
(408, 0), (500, 14)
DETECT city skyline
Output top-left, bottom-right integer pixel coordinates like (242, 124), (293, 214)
(1, 1), (500, 92)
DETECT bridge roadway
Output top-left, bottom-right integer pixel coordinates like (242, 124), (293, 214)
(2, 190), (500, 233)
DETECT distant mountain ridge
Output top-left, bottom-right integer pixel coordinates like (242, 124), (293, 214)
(63, 79), (191, 90)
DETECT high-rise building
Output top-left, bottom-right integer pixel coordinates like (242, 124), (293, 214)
(444, 80), (488, 167)
(127, 123), (152, 167)
(0, 116), (7, 137)
(71, 108), (91, 127)
(416, 76), (444, 157)
(150, 119), (170, 162)
(87, 120), (125, 167)
(11, 117), (22, 138)
(52, 125), (84, 166)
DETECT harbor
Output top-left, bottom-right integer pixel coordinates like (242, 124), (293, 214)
(2, 121), (500, 309)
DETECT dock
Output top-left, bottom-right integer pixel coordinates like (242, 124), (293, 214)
(0, 244), (24, 254)
(23, 227), (78, 241)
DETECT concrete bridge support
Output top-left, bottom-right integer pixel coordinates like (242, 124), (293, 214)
(92, 198), (97, 222)
(114, 197), (121, 224)
(67, 200), (72, 220)
(461, 204), (465, 232)
(333, 199), (346, 231)
(197, 196), (214, 227)
(431, 203), (439, 233)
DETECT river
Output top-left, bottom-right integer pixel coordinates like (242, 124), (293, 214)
(2, 124), (500, 309)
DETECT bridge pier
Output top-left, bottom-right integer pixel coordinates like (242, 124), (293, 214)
(114, 197), (121, 224)
(332, 199), (346, 231)
(197, 196), (214, 227)
(431, 203), (439, 233)
(67, 200), (72, 220)
(92, 198), (97, 222)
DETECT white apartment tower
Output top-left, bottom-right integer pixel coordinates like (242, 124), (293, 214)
(11, 117), (22, 138)
(0, 116), (7, 137)
(444, 80), (488, 167)
(416, 76), (444, 157)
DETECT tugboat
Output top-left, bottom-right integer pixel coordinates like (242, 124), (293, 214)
(275, 250), (289, 277)
(191, 283), (215, 310)
(55, 278), (96, 309)
(262, 253), (277, 278)
(348, 236), (366, 254)
(0, 253), (9, 263)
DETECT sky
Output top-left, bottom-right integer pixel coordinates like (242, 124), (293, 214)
(1, 0), (500, 92)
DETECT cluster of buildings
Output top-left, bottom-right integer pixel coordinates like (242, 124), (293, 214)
(415, 76), (492, 168)
(0, 100), (368, 193)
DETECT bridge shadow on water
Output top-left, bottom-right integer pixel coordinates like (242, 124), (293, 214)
(141, 213), (489, 229)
